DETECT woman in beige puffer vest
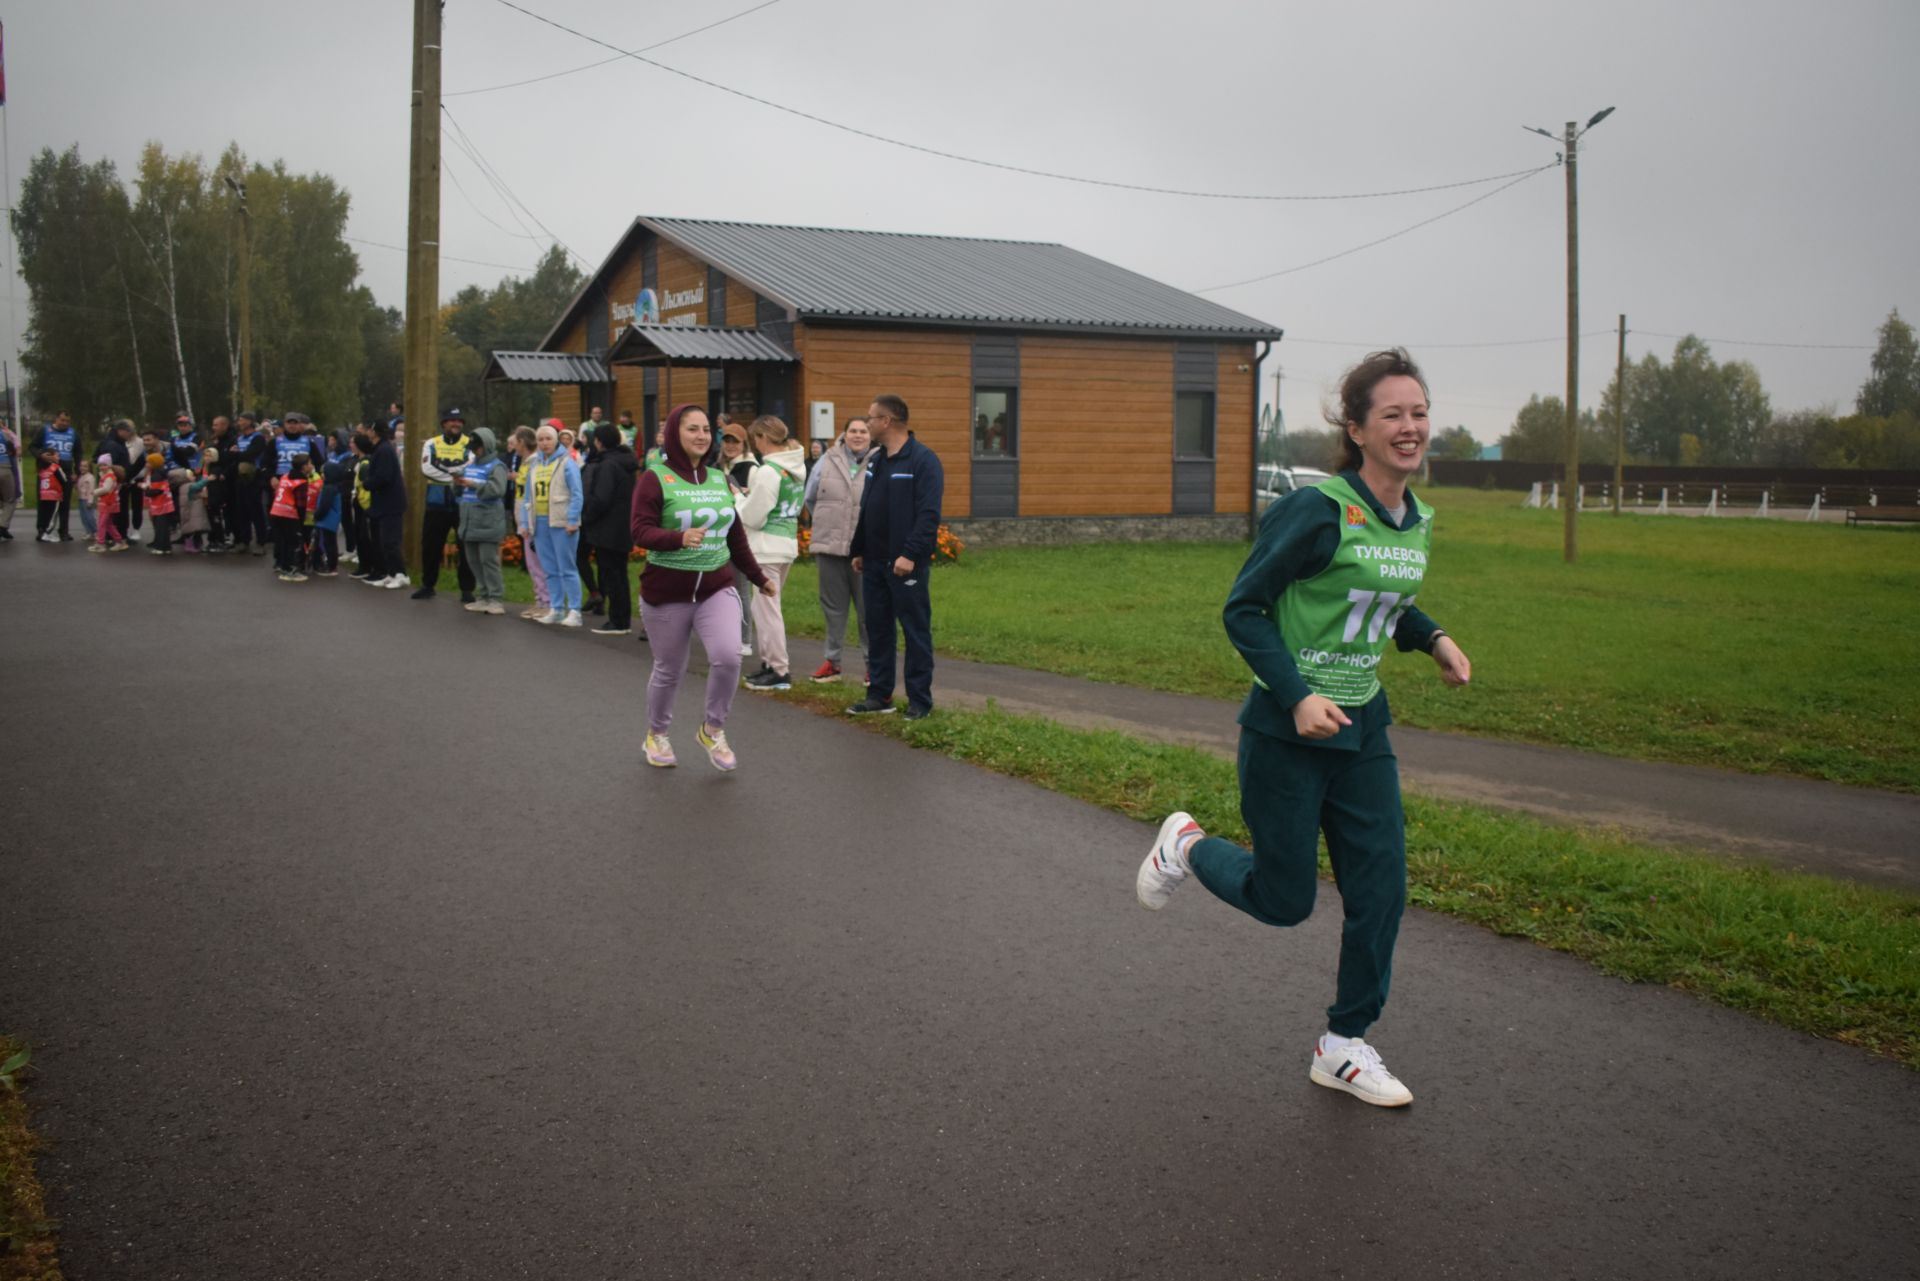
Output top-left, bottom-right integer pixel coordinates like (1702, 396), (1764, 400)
(801, 417), (872, 681)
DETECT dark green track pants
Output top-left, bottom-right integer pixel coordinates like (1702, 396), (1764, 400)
(1187, 716), (1407, 1038)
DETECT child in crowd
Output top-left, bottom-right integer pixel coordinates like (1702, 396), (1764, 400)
(310, 460), (344, 576)
(143, 453), (178, 555)
(456, 427), (511, 615)
(34, 449), (67, 542)
(189, 448), (226, 553)
(90, 459), (128, 552)
(173, 467), (208, 552)
(76, 460), (98, 540)
(270, 454), (313, 581)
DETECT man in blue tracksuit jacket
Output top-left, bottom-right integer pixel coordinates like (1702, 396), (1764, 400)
(848, 394), (944, 719)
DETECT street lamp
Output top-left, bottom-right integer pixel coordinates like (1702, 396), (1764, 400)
(224, 173), (253, 412)
(1524, 107), (1615, 563)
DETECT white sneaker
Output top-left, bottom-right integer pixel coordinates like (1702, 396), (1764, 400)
(463, 600), (489, 612)
(1310, 1037), (1413, 1108)
(1136, 811), (1201, 910)
(738, 642), (754, 658)
(560, 609), (584, 628)
(483, 601), (505, 615)
(382, 574), (410, 589)
(535, 608), (563, 625)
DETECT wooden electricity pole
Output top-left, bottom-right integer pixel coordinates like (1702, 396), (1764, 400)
(235, 184), (253, 411)
(1612, 313), (1626, 514)
(1561, 119), (1579, 563)
(401, 0), (443, 577)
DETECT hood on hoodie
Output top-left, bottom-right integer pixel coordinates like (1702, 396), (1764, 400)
(759, 444), (807, 483)
(662, 403), (719, 478)
(470, 426), (497, 458)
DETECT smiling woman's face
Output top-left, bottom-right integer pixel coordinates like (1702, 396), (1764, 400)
(680, 411), (714, 458)
(1348, 374), (1430, 479)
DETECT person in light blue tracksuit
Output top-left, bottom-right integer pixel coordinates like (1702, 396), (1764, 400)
(524, 419), (584, 625)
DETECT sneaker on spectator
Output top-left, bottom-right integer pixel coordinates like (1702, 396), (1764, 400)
(560, 609), (584, 628)
(382, 574), (410, 589)
(745, 668), (790, 691)
(738, 642), (755, 658)
(590, 624), (631, 636)
(483, 602), (505, 615)
(463, 600), (489, 612)
(810, 660), (841, 683)
(1309, 1037), (1414, 1108)
(535, 608), (562, 625)
(844, 697), (895, 716)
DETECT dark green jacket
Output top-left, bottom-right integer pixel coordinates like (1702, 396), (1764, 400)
(1226, 470), (1444, 750)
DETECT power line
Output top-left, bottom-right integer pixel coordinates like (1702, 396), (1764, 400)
(345, 236), (536, 273)
(1286, 329), (1617, 350)
(442, 150), (544, 241)
(447, 0), (787, 97)
(487, 0), (1548, 204)
(1193, 164), (1557, 292)
(439, 105), (590, 268)
(1633, 328), (1872, 351)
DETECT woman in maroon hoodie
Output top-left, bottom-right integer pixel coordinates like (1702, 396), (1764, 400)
(631, 404), (773, 772)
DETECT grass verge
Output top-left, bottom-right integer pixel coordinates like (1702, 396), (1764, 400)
(775, 685), (1920, 1068)
(775, 487), (1920, 791)
(0, 1036), (61, 1281)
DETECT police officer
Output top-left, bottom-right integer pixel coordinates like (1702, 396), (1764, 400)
(414, 407), (477, 602)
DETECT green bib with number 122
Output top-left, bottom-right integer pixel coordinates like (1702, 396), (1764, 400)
(1268, 474), (1434, 707)
(647, 461), (736, 571)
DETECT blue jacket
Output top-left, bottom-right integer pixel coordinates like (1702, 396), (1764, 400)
(849, 432), (944, 569)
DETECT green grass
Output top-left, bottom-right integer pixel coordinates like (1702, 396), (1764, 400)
(774, 685), (1920, 1068)
(0, 1036), (61, 1281)
(773, 488), (1920, 791)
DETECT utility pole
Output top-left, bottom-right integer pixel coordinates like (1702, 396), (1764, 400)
(1612, 314), (1626, 515)
(1525, 106), (1614, 563)
(402, 0), (443, 578)
(225, 174), (253, 411)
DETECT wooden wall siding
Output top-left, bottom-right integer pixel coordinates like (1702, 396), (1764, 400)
(613, 366), (650, 423)
(657, 241), (711, 326)
(605, 242), (645, 330)
(1215, 343), (1255, 515)
(1020, 336), (1175, 516)
(797, 325), (973, 516)
(549, 385), (582, 425)
(727, 281), (759, 329)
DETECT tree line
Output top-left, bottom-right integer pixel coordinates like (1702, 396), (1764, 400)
(15, 142), (584, 449)
(1498, 311), (1920, 469)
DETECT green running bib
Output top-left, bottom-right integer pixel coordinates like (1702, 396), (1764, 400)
(646, 460), (735, 572)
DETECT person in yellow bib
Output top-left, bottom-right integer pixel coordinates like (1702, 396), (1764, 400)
(630, 404), (773, 772)
(526, 420), (585, 626)
(1135, 348), (1473, 1109)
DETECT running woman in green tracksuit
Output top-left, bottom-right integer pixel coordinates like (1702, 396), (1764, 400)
(1136, 348), (1472, 1108)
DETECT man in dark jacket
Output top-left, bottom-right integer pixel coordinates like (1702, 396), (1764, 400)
(224, 411), (273, 554)
(579, 422), (638, 635)
(847, 394), (944, 719)
(361, 419), (409, 589)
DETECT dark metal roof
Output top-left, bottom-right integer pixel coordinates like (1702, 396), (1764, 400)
(644, 219), (1283, 340)
(483, 350), (608, 384)
(607, 323), (797, 366)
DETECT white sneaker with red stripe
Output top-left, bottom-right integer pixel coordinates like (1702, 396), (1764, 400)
(1310, 1036), (1413, 1107)
(1135, 811), (1201, 910)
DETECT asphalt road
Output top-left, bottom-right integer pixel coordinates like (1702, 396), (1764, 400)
(3, 535), (1917, 1280)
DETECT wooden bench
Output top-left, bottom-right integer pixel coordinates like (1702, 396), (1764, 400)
(1846, 506), (1920, 526)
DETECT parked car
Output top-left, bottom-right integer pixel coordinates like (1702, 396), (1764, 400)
(1256, 465), (1333, 512)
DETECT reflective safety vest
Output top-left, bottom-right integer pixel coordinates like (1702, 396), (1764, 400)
(145, 477), (177, 517)
(355, 459), (373, 510)
(96, 479), (120, 515)
(270, 474), (307, 520)
(426, 434), (470, 507)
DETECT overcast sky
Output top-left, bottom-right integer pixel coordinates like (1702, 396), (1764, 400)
(7, 0), (1917, 441)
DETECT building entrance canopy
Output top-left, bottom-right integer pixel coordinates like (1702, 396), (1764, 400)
(607, 323), (797, 368)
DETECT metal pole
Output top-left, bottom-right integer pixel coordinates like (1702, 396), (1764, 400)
(1562, 120), (1579, 563)
(237, 190), (253, 411)
(2, 91), (19, 430)
(1612, 313), (1626, 515)
(402, 0), (442, 578)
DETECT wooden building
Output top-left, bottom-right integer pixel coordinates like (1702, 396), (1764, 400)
(485, 218), (1284, 543)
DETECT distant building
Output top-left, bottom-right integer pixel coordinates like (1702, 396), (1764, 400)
(488, 218), (1284, 543)
(1480, 443), (1503, 461)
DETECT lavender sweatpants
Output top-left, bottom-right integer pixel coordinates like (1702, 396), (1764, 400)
(522, 528), (550, 607)
(641, 588), (745, 734)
